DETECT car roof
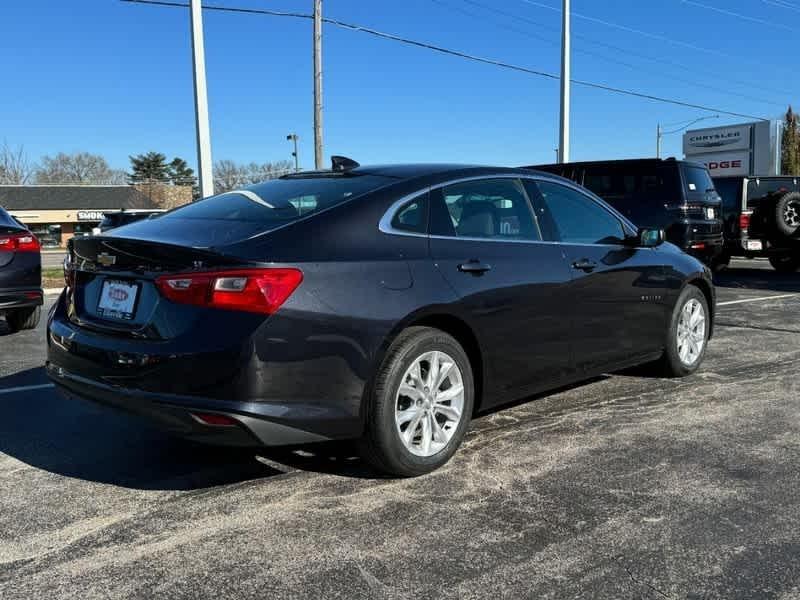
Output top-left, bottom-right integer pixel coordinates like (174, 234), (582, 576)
(282, 163), (548, 180)
(526, 158), (706, 170)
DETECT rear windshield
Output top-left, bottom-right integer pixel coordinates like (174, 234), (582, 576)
(0, 207), (23, 233)
(683, 165), (715, 194)
(163, 175), (394, 224)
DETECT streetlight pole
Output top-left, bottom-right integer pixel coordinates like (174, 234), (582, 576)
(313, 0), (324, 169)
(558, 0), (570, 164)
(657, 114), (720, 159)
(190, 0), (213, 198)
(287, 134), (300, 172)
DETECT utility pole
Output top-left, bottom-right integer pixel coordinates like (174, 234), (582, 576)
(313, 0), (324, 169)
(558, 0), (570, 164)
(190, 0), (213, 198)
(657, 123), (662, 159)
(287, 133), (300, 172)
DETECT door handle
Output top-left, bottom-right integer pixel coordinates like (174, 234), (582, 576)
(458, 260), (492, 275)
(571, 259), (597, 272)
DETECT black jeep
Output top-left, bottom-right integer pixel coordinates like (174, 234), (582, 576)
(713, 176), (800, 272)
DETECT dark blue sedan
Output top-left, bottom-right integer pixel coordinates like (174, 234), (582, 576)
(46, 161), (714, 476)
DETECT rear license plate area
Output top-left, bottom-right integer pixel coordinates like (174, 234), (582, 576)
(97, 280), (139, 321)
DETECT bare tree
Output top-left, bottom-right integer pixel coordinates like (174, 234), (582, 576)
(213, 159), (295, 194)
(0, 142), (35, 184)
(34, 152), (126, 184)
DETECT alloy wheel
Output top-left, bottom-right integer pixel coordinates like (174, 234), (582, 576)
(395, 350), (465, 457)
(783, 199), (800, 229)
(676, 298), (706, 366)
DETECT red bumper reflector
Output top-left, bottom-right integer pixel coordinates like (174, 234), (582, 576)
(191, 412), (239, 427)
(689, 242), (707, 250)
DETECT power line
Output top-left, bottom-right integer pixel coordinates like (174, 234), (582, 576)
(428, 0), (787, 108)
(761, 0), (800, 9)
(518, 0), (781, 68)
(678, 0), (799, 31)
(450, 0), (791, 103)
(121, 0), (768, 121)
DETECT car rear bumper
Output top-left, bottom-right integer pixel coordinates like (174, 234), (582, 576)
(0, 288), (43, 311)
(46, 362), (339, 447)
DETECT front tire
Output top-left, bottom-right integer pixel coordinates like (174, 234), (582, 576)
(5, 306), (41, 332)
(360, 326), (474, 477)
(658, 286), (709, 377)
(769, 253), (800, 273)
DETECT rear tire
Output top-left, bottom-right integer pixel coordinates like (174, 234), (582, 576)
(656, 285), (709, 378)
(711, 253), (730, 273)
(360, 326), (474, 477)
(775, 192), (800, 237)
(5, 306), (41, 332)
(769, 254), (800, 273)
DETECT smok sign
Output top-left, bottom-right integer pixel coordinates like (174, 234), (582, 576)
(698, 151), (750, 177)
(684, 125), (751, 155)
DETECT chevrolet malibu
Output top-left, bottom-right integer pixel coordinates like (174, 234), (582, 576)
(47, 162), (714, 476)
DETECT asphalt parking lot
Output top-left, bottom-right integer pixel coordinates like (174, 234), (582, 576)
(1, 258), (799, 599)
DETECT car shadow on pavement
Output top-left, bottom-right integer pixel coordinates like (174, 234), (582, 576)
(0, 367), (283, 491)
(714, 267), (800, 293)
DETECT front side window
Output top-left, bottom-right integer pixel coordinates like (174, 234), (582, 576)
(430, 178), (540, 241)
(534, 181), (626, 245)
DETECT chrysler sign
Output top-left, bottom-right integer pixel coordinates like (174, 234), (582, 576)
(684, 124), (751, 155)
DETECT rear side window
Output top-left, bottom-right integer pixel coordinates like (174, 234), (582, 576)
(164, 175), (393, 224)
(391, 194), (428, 234)
(534, 181), (625, 245)
(683, 166), (715, 194)
(431, 179), (540, 241)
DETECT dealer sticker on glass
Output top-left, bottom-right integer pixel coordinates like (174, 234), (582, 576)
(97, 280), (138, 320)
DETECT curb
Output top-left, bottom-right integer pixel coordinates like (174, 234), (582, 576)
(44, 288), (64, 295)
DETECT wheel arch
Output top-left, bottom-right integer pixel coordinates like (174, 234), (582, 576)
(363, 309), (487, 424)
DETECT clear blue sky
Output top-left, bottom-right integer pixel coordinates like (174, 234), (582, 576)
(2, 0), (796, 173)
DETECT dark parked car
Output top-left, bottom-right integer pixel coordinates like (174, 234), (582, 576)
(92, 209), (165, 235)
(713, 176), (800, 272)
(527, 159), (725, 267)
(0, 206), (43, 332)
(47, 162), (714, 476)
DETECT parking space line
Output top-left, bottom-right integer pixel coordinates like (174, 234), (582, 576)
(0, 383), (55, 396)
(718, 293), (799, 307)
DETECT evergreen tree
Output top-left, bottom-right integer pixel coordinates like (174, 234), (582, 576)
(167, 157), (196, 186)
(128, 152), (169, 183)
(781, 106), (800, 176)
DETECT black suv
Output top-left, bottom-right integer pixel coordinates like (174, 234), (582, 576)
(527, 159), (724, 265)
(713, 176), (800, 272)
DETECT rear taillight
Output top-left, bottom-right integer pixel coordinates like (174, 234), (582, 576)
(0, 232), (40, 253)
(739, 211), (752, 232)
(155, 268), (303, 314)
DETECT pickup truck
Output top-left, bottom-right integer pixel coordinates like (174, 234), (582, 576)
(713, 176), (800, 272)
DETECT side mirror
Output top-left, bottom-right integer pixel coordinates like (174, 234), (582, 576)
(639, 228), (665, 248)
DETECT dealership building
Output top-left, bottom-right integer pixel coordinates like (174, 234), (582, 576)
(0, 185), (192, 248)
